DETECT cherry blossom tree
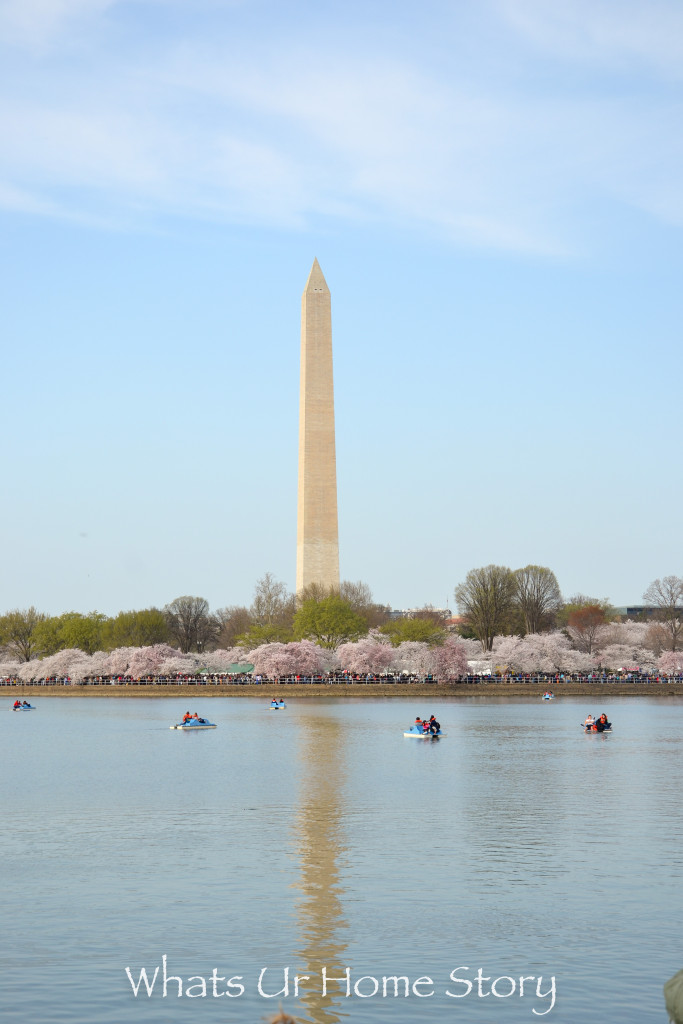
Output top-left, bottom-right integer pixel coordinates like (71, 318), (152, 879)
(86, 651), (111, 678)
(200, 648), (252, 672)
(336, 635), (395, 674)
(490, 634), (528, 672)
(105, 647), (138, 677)
(598, 644), (654, 672)
(127, 644), (196, 678)
(457, 637), (487, 661)
(68, 655), (99, 683)
(249, 640), (329, 678)
(658, 650), (683, 674)
(392, 641), (435, 677)
(491, 631), (595, 674)
(158, 656), (198, 677)
(0, 657), (19, 679)
(432, 637), (468, 680)
(20, 648), (90, 681)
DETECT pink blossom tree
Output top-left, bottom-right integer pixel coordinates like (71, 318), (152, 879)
(336, 636), (395, 674)
(158, 656), (197, 677)
(0, 657), (19, 679)
(658, 650), (683, 674)
(104, 647), (138, 677)
(24, 648), (91, 681)
(457, 637), (487, 661)
(598, 644), (654, 672)
(200, 648), (251, 672)
(86, 651), (111, 679)
(432, 637), (468, 680)
(392, 641), (435, 677)
(127, 644), (194, 678)
(249, 641), (328, 679)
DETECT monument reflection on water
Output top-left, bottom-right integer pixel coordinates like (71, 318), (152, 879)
(2, 697), (682, 1024)
(293, 713), (348, 1024)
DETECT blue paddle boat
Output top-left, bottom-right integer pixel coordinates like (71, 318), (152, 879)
(403, 725), (445, 738)
(269, 700), (286, 709)
(12, 703), (35, 711)
(170, 717), (216, 730)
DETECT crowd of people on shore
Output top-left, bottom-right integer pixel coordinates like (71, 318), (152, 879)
(2, 670), (683, 687)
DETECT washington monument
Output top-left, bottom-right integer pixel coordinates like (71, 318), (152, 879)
(296, 259), (340, 595)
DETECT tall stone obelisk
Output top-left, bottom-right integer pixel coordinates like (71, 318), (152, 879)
(296, 259), (340, 595)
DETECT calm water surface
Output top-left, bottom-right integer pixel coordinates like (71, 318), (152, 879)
(2, 696), (682, 1024)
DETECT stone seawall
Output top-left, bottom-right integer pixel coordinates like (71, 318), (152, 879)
(5, 682), (683, 699)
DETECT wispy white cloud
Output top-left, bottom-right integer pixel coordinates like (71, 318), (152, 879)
(497, 0), (683, 78)
(0, 0), (117, 49)
(0, 0), (681, 252)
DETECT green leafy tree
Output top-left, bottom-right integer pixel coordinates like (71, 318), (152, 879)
(102, 609), (168, 650)
(378, 616), (446, 647)
(0, 607), (48, 661)
(235, 622), (294, 648)
(31, 616), (67, 657)
(57, 612), (107, 654)
(454, 565), (516, 652)
(293, 596), (368, 649)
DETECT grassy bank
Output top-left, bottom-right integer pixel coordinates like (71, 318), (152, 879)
(5, 682), (683, 699)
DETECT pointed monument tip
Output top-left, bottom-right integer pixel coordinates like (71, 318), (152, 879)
(304, 257), (329, 293)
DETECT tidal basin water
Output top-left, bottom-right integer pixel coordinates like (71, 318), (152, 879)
(3, 696), (682, 1024)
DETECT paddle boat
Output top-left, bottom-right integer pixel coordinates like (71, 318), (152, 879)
(403, 725), (445, 738)
(269, 700), (286, 709)
(582, 722), (612, 733)
(12, 702), (35, 711)
(170, 717), (216, 730)
(541, 692), (555, 700)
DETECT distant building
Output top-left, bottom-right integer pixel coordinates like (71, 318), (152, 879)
(388, 607), (452, 620)
(622, 606), (682, 619)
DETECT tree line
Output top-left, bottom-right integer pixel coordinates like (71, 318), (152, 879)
(454, 565), (683, 653)
(0, 575), (424, 663)
(1, 568), (681, 664)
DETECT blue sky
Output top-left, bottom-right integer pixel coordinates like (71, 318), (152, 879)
(1, 0), (681, 616)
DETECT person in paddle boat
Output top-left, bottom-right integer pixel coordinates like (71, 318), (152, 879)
(584, 714), (595, 727)
(271, 699), (279, 707)
(14, 700), (22, 708)
(429, 715), (440, 734)
(595, 713), (611, 732)
(22, 701), (31, 707)
(182, 711), (193, 723)
(412, 717), (424, 732)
